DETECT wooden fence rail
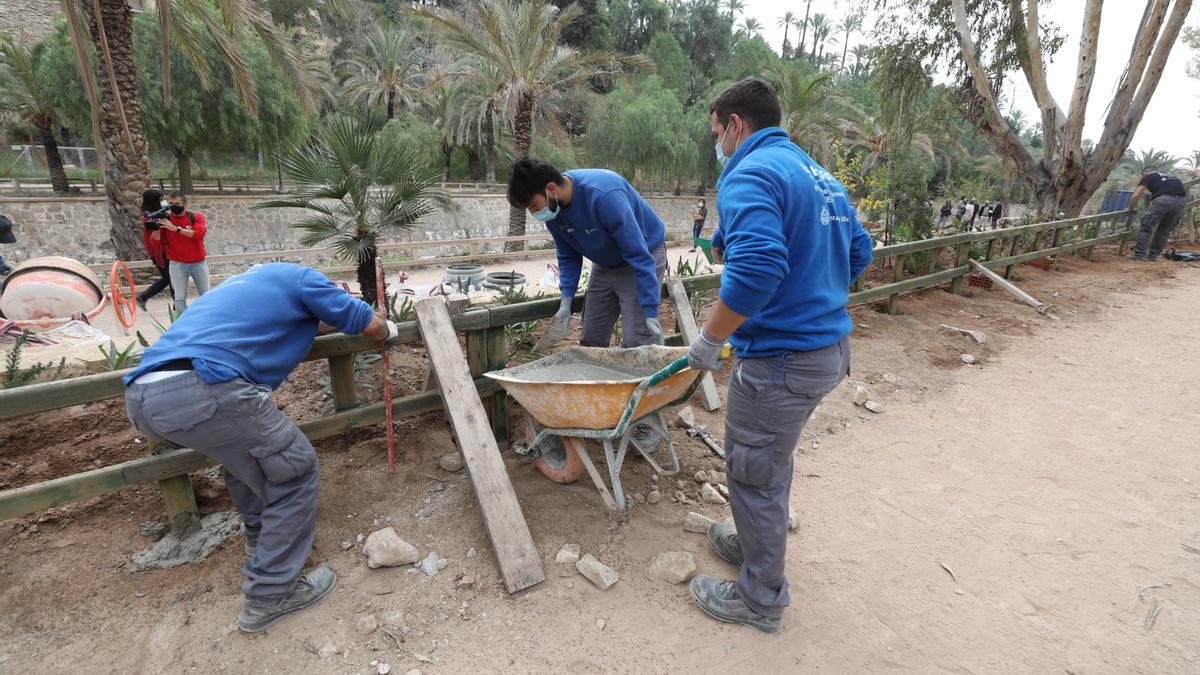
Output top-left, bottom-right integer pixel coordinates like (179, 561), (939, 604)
(1, 186), (1196, 524)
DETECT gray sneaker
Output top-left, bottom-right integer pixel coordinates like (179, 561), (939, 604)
(689, 575), (782, 634)
(238, 566), (337, 633)
(1125, 253), (1149, 262)
(708, 521), (744, 567)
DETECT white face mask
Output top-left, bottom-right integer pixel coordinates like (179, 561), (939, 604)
(715, 125), (731, 167)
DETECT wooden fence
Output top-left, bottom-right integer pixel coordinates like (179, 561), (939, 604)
(1, 184), (1196, 525)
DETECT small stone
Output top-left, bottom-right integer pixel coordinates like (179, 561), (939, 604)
(466, 547), (478, 560)
(438, 453), (464, 473)
(961, 354), (976, 365)
(454, 574), (475, 589)
(139, 521), (166, 540)
(645, 551), (698, 584)
(864, 400), (885, 414)
(317, 642), (339, 659)
(355, 614), (378, 635)
(788, 507), (800, 531)
(596, 618), (607, 630)
(633, 492), (646, 504)
(339, 541), (353, 551)
(576, 554), (619, 590)
(716, 483), (729, 499)
(684, 512), (718, 533)
(693, 470), (709, 483)
(646, 489), (662, 505)
(650, 474), (659, 482)
(377, 664), (392, 675)
(673, 490), (687, 503)
(675, 480), (686, 490)
(436, 558), (449, 570)
(363, 528), (420, 568)
(134, 590), (148, 598)
(852, 384), (870, 406)
(710, 471), (727, 484)
(356, 533), (366, 544)
(380, 610), (405, 632)
(882, 372), (898, 384)
(556, 544), (581, 577)
(419, 552), (441, 576)
(674, 405), (696, 429)
(701, 483), (727, 505)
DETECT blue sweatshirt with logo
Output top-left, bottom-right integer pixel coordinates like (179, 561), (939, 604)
(716, 128), (873, 357)
(123, 263), (374, 389)
(547, 169), (666, 317)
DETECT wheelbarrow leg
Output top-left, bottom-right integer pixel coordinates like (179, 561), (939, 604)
(626, 413), (680, 477)
(565, 437), (619, 510)
(605, 436), (631, 510)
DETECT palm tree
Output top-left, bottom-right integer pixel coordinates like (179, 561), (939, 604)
(798, 0), (813, 60)
(849, 44), (872, 77)
(410, 0), (649, 249)
(255, 114), (449, 306)
(739, 18), (763, 39)
(838, 15), (863, 72)
(773, 68), (859, 166)
(0, 35), (70, 193)
(777, 11), (796, 57)
(1185, 150), (1200, 178)
(58, 0), (315, 260)
(340, 26), (426, 120)
(427, 82), (460, 182)
(1121, 148), (1179, 175)
(723, 0), (745, 19)
(809, 13), (831, 62)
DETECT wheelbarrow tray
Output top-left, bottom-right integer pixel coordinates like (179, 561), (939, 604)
(486, 346), (697, 430)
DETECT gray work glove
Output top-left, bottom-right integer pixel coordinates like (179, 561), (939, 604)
(384, 319), (400, 346)
(687, 328), (724, 371)
(553, 296), (573, 330)
(645, 317), (665, 345)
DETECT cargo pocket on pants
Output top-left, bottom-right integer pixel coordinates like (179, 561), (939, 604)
(724, 424), (780, 489)
(148, 397), (218, 434)
(250, 427), (316, 484)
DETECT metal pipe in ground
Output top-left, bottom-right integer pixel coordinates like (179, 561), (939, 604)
(376, 256), (397, 472)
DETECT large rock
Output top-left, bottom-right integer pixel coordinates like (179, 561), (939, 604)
(852, 384), (870, 406)
(684, 512), (718, 533)
(674, 405), (696, 429)
(645, 551), (697, 584)
(438, 453), (464, 473)
(363, 528), (420, 569)
(576, 554), (619, 590)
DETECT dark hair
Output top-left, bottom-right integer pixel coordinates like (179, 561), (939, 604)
(507, 158), (564, 208)
(708, 77), (781, 131)
(698, 198), (705, 205)
(168, 190), (188, 202)
(1142, 166), (1158, 174)
(141, 188), (163, 212)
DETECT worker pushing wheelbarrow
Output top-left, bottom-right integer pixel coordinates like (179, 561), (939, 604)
(487, 345), (704, 510)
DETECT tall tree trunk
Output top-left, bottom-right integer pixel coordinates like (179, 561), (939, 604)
(781, 24), (789, 57)
(504, 94), (535, 253)
(356, 244), (379, 307)
(176, 152), (193, 194)
(799, 1), (811, 57)
(276, 154), (285, 193)
(37, 117), (70, 194)
(484, 104), (497, 187)
(465, 145), (481, 181)
(386, 89), (395, 120)
(87, 0), (151, 261)
(840, 30), (850, 71)
(441, 141), (452, 182)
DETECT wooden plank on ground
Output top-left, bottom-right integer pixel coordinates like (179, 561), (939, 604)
(415, 297), (544, 594)
(666, 278), (720, 412)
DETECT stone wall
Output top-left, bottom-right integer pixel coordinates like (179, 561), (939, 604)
(0, 0), (59, 42)
(0, 193), (716, 267)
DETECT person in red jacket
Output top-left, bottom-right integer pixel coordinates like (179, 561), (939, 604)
(159, 191), (209, 311)
(137, 189), (173, 311)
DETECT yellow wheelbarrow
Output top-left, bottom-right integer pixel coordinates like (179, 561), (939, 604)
(486, 346), (701, 510)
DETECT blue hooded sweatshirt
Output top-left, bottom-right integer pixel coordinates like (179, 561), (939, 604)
(124, 263), (374, 389)
(717, 127), (873, 357)
(547, 169), (666, 317)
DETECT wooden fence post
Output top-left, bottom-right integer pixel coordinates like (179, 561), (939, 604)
(888, 254), (905, 315)
(950, 242), (971, 295)
(467, 327), (509, 448)
(150, 435), (200, 532)
(1004, 235), (1021, 279)
(328, 354), (357, 411)
(1050, 225), (1066, 269)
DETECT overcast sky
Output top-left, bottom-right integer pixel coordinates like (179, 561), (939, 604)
(740, 1), (1199, 162)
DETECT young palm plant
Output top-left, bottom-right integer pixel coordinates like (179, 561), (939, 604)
(0, 35), (71, 193)
(254, 114), (449, 306)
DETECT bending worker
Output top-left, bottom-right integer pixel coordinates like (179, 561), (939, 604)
(123, 263), (398, 633)
(1126, 166), (1190, 262)
(508, 158), (667, 346)
(687, 78), (874, 634)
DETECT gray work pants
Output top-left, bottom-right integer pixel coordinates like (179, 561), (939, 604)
(580, 244), (667, 348)
(725, 338), (850, 618)
(125, 372), (318, 598)
(169, 260), (210, 311)
(1134, 194), (1188, 259)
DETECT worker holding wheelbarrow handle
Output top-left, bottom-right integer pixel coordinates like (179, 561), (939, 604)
(123, 263), (399, 633)
(687, 78), (874, 634)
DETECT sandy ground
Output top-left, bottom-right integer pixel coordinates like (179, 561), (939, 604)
(3, 250), (1200, 672)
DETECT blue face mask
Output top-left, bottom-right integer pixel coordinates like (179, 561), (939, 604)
(531, 192), (560, 222)
(714, 125), (731, 167)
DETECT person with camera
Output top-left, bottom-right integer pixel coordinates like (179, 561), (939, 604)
(159, 191), (209, 311)
(137, 189), (173, 311)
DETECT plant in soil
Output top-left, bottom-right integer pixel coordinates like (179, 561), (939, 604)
(2, 331), (66, 388)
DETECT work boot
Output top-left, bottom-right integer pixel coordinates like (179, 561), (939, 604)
(238, 566), (337, 633)
(689, 575), (782, 634)
(708, 521), (744, 567)
(136, 295), (148, 312)
(1125, 253), (1148, 262)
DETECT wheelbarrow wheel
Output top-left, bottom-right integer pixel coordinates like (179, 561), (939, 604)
(525, 421), (585, 484)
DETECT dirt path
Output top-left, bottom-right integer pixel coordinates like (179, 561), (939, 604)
(3, 258), (1199, 672)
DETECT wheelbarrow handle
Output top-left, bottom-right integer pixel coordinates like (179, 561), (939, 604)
(643, 356), (691, 388)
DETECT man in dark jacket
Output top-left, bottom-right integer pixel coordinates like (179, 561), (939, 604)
(1127, 167), (1190, 261)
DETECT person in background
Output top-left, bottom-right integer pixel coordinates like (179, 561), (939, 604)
(964, 199), (978, 230)
(0, 214), (15, 275)
(123, 262), (400, 633)
(1126, 166), (1189, 261)
(989, 201), (1003, 229)
(160, 191), (209, 311)
(137, 189), (173, 311)
(954, 196), (967, 224)
(687, 77), (872, 634)
(691, 198), (709, 252)
(938, 201), (952, 228)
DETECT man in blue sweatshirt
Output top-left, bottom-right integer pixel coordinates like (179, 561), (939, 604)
(507, 159), (667, 347)
(687, 78), (874, 633)
(123, 263), (399, 633)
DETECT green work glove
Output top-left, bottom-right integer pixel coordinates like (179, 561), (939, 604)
(645, 317), (665, 345)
